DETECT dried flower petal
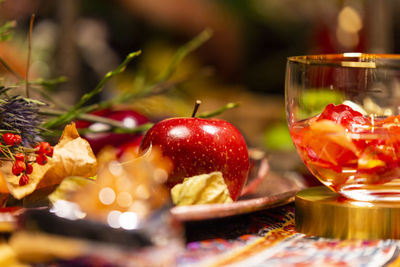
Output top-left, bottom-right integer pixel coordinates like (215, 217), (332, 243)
(0, 123), (97, 199)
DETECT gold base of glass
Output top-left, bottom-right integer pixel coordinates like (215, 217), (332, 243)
(295, 186), (400, 240)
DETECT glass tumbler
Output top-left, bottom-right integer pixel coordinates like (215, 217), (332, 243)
(286, 53), (400, 201)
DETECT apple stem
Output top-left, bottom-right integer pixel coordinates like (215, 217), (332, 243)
(192, 100), (202, 117)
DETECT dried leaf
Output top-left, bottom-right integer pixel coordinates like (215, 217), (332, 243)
(171, 172), (233, 206)
(1, 123), (97, 200)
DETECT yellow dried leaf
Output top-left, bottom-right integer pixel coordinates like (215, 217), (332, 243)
(2, 123), (97, 200)
(171, 172), (233, 206)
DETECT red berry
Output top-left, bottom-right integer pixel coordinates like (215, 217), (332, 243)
(13, 134), (21, 145)
(35, 142), (52, 155)
(25, 164), (33, 175)
(12, 161), (26, 176)
(14, 153), (25, 161)
(36, 154), (47, 165)
(19, 174), (29, 186)
(3, 133), (15, 146)
(47, 146), (54, 157)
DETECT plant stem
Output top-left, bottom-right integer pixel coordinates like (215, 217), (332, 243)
(86, 67), (213, 114)
(43, 50), (141, 129)
(79, 122), (153, 135)
(25, 14), (35, 98)
(197, 102), (240, 118)
(156, 28), (212, 81)
(41, 30), (213, 130)
(40, 108), (125, 129)
(40, 108), (153, 134)
(41, 68), (210, 131)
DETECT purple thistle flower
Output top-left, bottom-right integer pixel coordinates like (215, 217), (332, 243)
(0, 94), (45, 146)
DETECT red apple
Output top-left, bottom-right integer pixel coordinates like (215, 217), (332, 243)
(75, 109), (149, 154)
(139, 117), (250, 201)
(115, 135), (144, 158)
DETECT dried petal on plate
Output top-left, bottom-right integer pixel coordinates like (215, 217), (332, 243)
(171, 172), (233, 206)
(2, 123), (97, 200)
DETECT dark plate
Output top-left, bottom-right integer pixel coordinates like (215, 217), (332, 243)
(170, 160), (306, 222)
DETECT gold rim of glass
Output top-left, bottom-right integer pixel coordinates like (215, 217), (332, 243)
(288, 53), (400, 68)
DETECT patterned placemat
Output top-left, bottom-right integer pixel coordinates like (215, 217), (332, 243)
(179, 204), (400, 267)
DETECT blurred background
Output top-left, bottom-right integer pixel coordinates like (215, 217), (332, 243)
(0, 0), (397, 167)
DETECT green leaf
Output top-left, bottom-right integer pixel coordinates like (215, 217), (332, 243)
(30, 76), (67, 89)
(197, 102), (239, 118)
(156, 29), (213, 82)
(0, 21), (15, 42)
(20, 97), (47, 106)
(112, 122), (153, 134)
(42, 30), (212, 131)
(43, 51), (141, 129)
(81, 29), (213, 113)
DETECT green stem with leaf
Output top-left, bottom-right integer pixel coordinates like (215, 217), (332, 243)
(41, 29), (213, 131)
(42, 51), (142, 129)
(197, 102), (240, 118)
